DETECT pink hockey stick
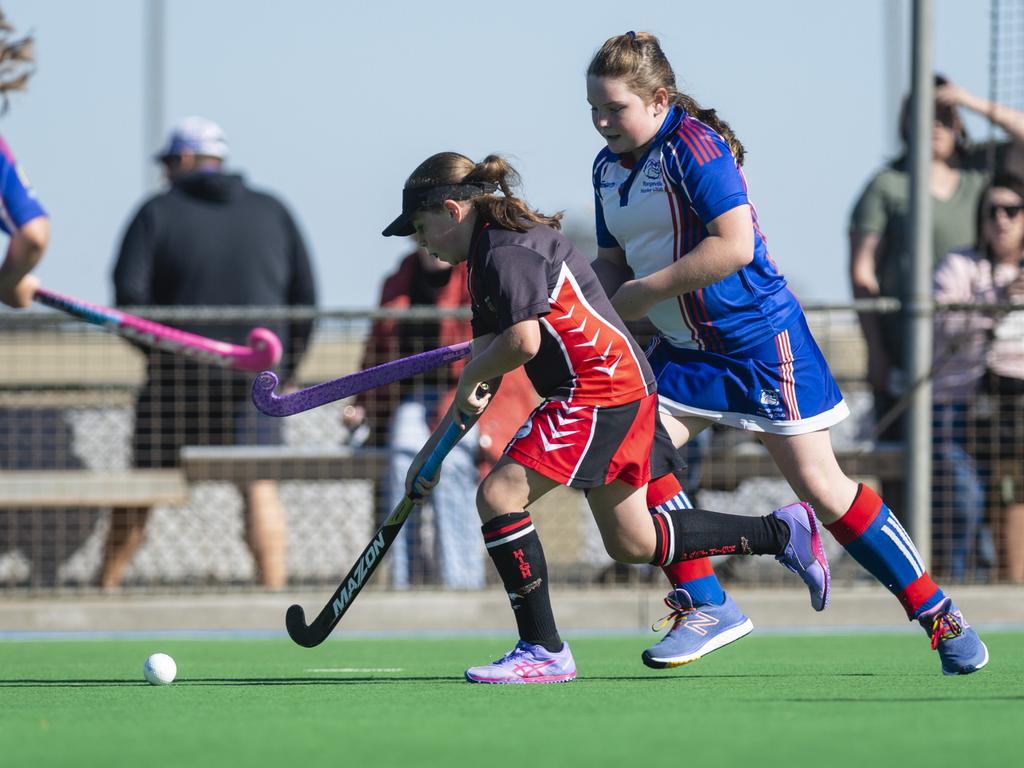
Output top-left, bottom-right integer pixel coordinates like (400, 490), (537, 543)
(34, 287), (283, 372)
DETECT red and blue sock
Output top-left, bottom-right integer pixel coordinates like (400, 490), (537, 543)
(825, 483), (945, 619)
(647, 474), (726, 606)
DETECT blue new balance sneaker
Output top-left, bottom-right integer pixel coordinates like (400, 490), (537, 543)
(464, 640), (577, 684)
(917, 598), (989, 675)
(772, 502), (830, 611)
(641, 588), (754, 669)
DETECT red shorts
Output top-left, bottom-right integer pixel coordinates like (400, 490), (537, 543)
(504, 393), (680, 490)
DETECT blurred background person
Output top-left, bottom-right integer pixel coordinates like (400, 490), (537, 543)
(100, 116), (317, 590)
(0, 8), (75, 589)
(933, 174), (1024, 583)
(343, 242), (536, 589)
(848, 75), (1024, 523)
(0, 8), (46, 308)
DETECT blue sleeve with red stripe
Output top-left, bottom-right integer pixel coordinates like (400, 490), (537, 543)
(662, 117), (747, 225)
(0, 135), (46, 236)
(592, 150), (620, 249)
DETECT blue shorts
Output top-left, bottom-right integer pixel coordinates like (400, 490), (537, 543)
(648, 315), (849, 435)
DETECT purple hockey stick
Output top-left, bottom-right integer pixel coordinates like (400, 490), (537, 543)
(251, 340), (471, 417)
(34, 287), (283, 372)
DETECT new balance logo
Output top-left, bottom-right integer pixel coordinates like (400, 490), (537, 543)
(682, 611), (720, 637)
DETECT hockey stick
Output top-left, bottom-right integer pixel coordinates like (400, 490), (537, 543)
(286, 402), (482, 648)
(34, 287), (283, 372)
(251, 340), (471, 416)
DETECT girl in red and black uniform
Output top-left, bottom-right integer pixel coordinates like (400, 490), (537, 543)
(382, 152), (828, 683)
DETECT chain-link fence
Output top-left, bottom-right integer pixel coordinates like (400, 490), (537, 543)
(2, 302), (1020, 593)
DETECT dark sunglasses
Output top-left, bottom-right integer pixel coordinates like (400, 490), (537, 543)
(987, 203), (1024, 221)
(935, 106), (957, 127)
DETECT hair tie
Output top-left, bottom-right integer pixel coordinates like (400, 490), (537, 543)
(626, 30), (637, 42)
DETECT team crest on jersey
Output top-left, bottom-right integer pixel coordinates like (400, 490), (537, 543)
(643, 158), (661, 179)
(513, 417), (533, 440)
(757, 389), (787, 420)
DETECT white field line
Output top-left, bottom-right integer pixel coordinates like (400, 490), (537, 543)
(304, 667), (404, 673)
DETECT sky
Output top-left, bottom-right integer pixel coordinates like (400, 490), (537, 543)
(0, 0), (997, 307)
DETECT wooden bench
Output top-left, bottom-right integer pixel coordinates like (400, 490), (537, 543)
(180, 445), (389, 483)
(0, 469), (188, 508)
(702, 442), (906, 491)
(0, 443), (903, 508)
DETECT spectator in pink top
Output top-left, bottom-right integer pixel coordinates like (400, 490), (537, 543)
(933, 173), (1024, 582)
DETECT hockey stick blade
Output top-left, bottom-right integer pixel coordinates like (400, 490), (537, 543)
(286, 407), (481, 647)
(34, 287), (283, 372)
(252, 341), (471, 416)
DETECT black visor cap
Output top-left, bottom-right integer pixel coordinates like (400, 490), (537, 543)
(381, 182), (498, 237)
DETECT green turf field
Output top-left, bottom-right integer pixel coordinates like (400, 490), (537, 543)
(2, 632), (1021, 768)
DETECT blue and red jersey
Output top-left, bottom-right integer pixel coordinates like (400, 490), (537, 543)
(593, 105), (800, 354)
(0, 134), (46, 235)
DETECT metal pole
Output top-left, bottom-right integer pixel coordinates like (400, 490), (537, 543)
(143, 0), (166, 192)
(906, 0), (934, 566)
(884, 1), (908, 155)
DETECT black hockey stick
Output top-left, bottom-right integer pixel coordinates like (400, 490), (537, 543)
(286, 403), (483, 647)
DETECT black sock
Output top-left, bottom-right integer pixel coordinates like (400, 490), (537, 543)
(650, 507), (790, 565)
(481, 512), (562, 652)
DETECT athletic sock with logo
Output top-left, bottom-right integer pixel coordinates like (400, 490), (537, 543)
(481, 512), (562, 652)
(649, 506), (790, 566)
(647, 473), (726, 605)
(825, 483), (944, 619)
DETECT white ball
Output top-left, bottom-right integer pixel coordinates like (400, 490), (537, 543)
(143, 652), (177, 685)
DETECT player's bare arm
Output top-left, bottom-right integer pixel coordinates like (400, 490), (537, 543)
(610, 204), (754, 320)
(457, 320), (539, 415)
(591, 246), (632, 297)
(0, 215), (49, 308)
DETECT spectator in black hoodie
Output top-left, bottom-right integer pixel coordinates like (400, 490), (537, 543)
(102, 116), (317, 589)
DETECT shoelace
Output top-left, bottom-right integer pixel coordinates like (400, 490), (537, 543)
(929, 611), (964, 650)
(651, 593), (693, 632)
(494, 644), (530, 665)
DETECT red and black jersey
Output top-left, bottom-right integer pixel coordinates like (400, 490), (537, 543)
(468, 220), (655, 406)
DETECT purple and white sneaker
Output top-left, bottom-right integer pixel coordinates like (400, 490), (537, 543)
(772, 502), (830, 611)
(464, 640), (577, 684)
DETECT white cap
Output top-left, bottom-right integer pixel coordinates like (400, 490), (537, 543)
(155, 116), (229, 161)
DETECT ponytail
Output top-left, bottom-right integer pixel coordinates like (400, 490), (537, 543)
(0, 9), (34, 113)
(463, 155), (563, 231)
(402, 152), (562, 232)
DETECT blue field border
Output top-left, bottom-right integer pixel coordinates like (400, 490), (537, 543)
(2, 623), (1023, 642)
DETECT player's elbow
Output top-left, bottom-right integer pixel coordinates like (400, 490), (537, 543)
(730, 232), (755, 270)
(507, 320), (541, 360)
(518, 333), (541, 359)
(17, 216), (49, 260)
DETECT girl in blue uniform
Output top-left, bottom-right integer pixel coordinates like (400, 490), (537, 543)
(0, 11), (48, 309)
(587, 30), (986, 675)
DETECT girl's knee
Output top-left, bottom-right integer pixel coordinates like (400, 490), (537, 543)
(476, 476), (513, 521)
(603, 539), (652, 565)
